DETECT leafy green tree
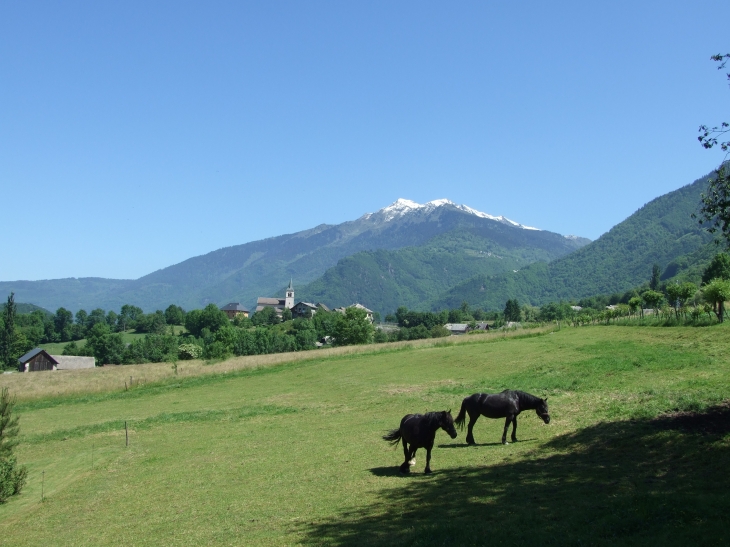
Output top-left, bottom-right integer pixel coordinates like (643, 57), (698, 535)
(164, 305), (185, 326)
(702, 278), (730, 322)
(53, 307), (74, 342)
(185, 304), (230, 337)
(74, 309), (88, 327)
(503, 299), (521, 322)
(106, 310), (119, 329)
(666, 283), (697, 319)
(290, 318), (318, 350)
(85, 323), (125, 365)
(628, 296), (643, 318)
(117, 304), (144, 331)
(0, 387), (27, 503)
(650, 264), (661, 291)
(251, 306), (280, 327)
(86, 308), (107, 331)
(696, 54), (730, 247)
(642, 290), (664, 315)
(0, 294), (16, 369)
(333, 307), (374, 346)
(702, 253), (730, 284)
(312, 309), (340, 339)
(281, 307), (293, 322)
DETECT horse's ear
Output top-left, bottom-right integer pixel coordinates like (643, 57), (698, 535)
(447, 409), (452, 414)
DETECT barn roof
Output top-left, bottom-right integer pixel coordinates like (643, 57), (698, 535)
(17, 348), (58, 365)
(221, 302), (250, 312)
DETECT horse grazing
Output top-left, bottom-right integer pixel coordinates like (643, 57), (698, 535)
(454, 390), (550, 445)
(382, 410), (458, 474)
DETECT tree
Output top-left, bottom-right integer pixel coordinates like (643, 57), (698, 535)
(0, 387), (27, 503)
(0, 294), (16, 369)
(117, 304), (144, 332)
(164, 305), (185, 326)
(503, 299), (521, 322)
(666, 282), (697, 319)
(53, 307), (74, 342)
(696, 54), (730, 247)
(281, 307), (293, 322)
(650, 264), (661, 291)
(333, 307), (374, 346)
(642, 290), (664, 316)
(702, 253), (730, 284)
(250, 306), (280, 327)
(702, 278), (730, 323)
(628, 296), (643, 318)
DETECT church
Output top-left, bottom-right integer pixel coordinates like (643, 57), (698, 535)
(255, 279), (295, 316)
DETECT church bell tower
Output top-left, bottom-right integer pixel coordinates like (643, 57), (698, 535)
(285, 279), (294, 309)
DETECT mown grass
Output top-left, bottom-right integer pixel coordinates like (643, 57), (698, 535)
(0, 324), (729, 546)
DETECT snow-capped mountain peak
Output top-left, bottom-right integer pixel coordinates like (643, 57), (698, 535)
(364, 198), (540, 230)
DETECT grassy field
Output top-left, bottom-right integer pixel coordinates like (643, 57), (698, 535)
(1, 324), (729, 546)
(37, 327), (186, 355)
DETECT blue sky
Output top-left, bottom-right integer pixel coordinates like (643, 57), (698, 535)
(2, 1), (729, 281)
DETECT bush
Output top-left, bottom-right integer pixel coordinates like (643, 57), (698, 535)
(0, 388), (26, 504)
(178, 343), (203, 360)
(0, 455), (27, 503)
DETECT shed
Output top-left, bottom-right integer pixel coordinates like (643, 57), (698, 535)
(17, 348), (58, 372)
(53, 355), (96, 370)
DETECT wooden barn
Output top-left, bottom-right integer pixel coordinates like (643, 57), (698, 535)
(17, 348), (58, 372)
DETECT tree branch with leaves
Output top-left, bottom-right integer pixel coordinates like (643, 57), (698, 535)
(696, 53), (730, 247)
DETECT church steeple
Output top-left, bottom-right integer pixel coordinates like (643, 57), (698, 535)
(285, 279), (294, 309)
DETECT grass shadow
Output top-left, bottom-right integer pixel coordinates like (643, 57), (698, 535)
(301, 403), (730, 546)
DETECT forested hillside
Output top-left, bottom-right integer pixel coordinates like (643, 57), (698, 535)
(432, 172), (716, 310)
(298, 228), (584, 313)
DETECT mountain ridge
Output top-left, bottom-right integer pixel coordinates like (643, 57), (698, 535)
(0, 199), (588, 312)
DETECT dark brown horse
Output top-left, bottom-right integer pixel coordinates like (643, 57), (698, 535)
(455, 390), (550, 445)
(383, 411), (457, 474)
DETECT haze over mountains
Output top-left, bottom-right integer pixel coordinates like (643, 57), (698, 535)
(2, 200), (589, 313)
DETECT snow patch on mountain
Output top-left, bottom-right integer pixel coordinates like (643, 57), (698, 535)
(363, 198), (540, 230)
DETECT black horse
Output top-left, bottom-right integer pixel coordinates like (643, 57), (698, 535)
(455, 390), (550, 445)
(383, 411), (458, 474)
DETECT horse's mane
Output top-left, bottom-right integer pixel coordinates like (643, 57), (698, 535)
(516, 390), (543, 408)
(422, 411), (446, 427)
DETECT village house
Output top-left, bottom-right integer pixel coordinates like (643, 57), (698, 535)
(291, 301), (330, 319)
(220, 302), (250, 319)
(17, 348), (95, 372)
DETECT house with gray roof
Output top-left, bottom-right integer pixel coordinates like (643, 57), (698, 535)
(220, 302), (250, 319)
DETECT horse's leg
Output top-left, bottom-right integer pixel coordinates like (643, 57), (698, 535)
(424, 447), (432, 474)
(511, 416), (518, 443)
(466, 412), (479, 445)
(502, 415), (512, 444)
(400, 440), (410, 473)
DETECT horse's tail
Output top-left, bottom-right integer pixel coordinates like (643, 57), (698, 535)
(455, 398), (468, 430)
(382, 428), (402, 447)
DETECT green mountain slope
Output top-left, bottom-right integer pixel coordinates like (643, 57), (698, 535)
(432, 172), (716, 310)
(298, 224), (588, 314)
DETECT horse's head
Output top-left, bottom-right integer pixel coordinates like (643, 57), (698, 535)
(440, 410), (458, 439)
(536, 397), (550, 424)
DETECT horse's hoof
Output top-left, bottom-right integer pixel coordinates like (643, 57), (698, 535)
(408, 458), (416, 466)
(424, 468), (432, 475)
(400, 465), (410, 473)
(502, 441), (509, 445)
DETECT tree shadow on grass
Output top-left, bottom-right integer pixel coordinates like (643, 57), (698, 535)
(301, 403), (730, 546)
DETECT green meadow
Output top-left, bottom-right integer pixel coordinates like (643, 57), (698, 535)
(1, 324), (730, 546)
